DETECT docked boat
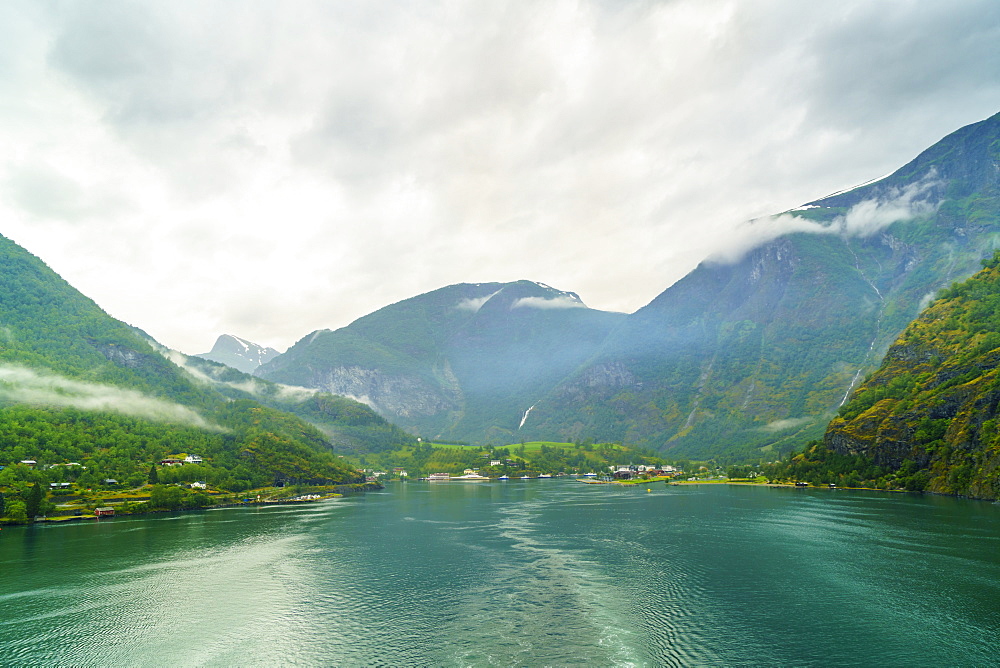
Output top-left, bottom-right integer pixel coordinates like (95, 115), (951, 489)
(498, 475), (510, 480)
(537, 474), (552, 479)
(519, 475), (533, 479)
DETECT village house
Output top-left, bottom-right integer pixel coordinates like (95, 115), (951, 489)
(610, 464), (679, 480)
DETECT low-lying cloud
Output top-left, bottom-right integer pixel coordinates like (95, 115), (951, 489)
(511, 296), (585, 310)
(456, 291), (500, 313)
(0, 365), (223, 430)
(161, 348), (319, 403)
(712, 173), (943, 264)
(760, 417), (815, 433)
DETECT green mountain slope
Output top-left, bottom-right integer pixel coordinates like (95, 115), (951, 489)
(256, 281), (626, 443)
(0, 234), (374, 496)
(525, 111), (1000, 460)
(823, 252), (1000, 499)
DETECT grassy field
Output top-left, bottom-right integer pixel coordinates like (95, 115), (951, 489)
(507, 441), (626, 455)
(398, 441), (624, 460)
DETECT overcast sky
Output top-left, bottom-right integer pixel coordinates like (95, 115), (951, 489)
(2, 1), (1000, 355)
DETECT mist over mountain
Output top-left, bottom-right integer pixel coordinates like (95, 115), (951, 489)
(255, 281), (625, 442)
(195, 334), (280, 374)
(524, 111), (1000, 459)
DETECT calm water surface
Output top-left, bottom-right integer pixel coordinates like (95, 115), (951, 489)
(1, 481), (998, 667)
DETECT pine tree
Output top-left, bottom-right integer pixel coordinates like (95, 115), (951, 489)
(148, 463), (159, 485)
(25, 483), (43, 521)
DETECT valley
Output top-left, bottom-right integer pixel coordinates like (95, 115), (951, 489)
(5, 112), (1000, 524)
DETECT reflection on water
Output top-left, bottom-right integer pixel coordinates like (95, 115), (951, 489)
(1, 482), (999, 666)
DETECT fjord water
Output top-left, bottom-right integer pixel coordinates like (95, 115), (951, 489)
(2, 482), (998, 667)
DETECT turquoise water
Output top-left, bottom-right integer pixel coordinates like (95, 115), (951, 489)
(1, 481), (998, 666)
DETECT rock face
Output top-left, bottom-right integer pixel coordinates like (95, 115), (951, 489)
(297, 365), (463, 419)
(89, 340), (161, 371)
(195, 334), (280, 374)
(823, 255), (1000, 499)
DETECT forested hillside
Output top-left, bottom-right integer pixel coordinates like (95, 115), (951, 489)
(0, 233), (398, 521)
(817, 251), (1000, 499)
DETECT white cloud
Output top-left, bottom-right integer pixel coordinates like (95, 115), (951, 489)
(0, 1), (998, 353)
(511, 296), (586, 310)
(711, 173), (943, 263)
(0, 365), (222, 430)
(760, 417), (814, 433)
(917, 290), (939, 313)
(836, 173), (942, 236)
(456, 292), (500, 312)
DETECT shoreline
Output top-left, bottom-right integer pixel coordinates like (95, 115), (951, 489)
(1, 481), (382, 527)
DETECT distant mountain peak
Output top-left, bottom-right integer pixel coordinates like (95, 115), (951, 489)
(453, 281), (585, 314)
(195, 334), (280, 374)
